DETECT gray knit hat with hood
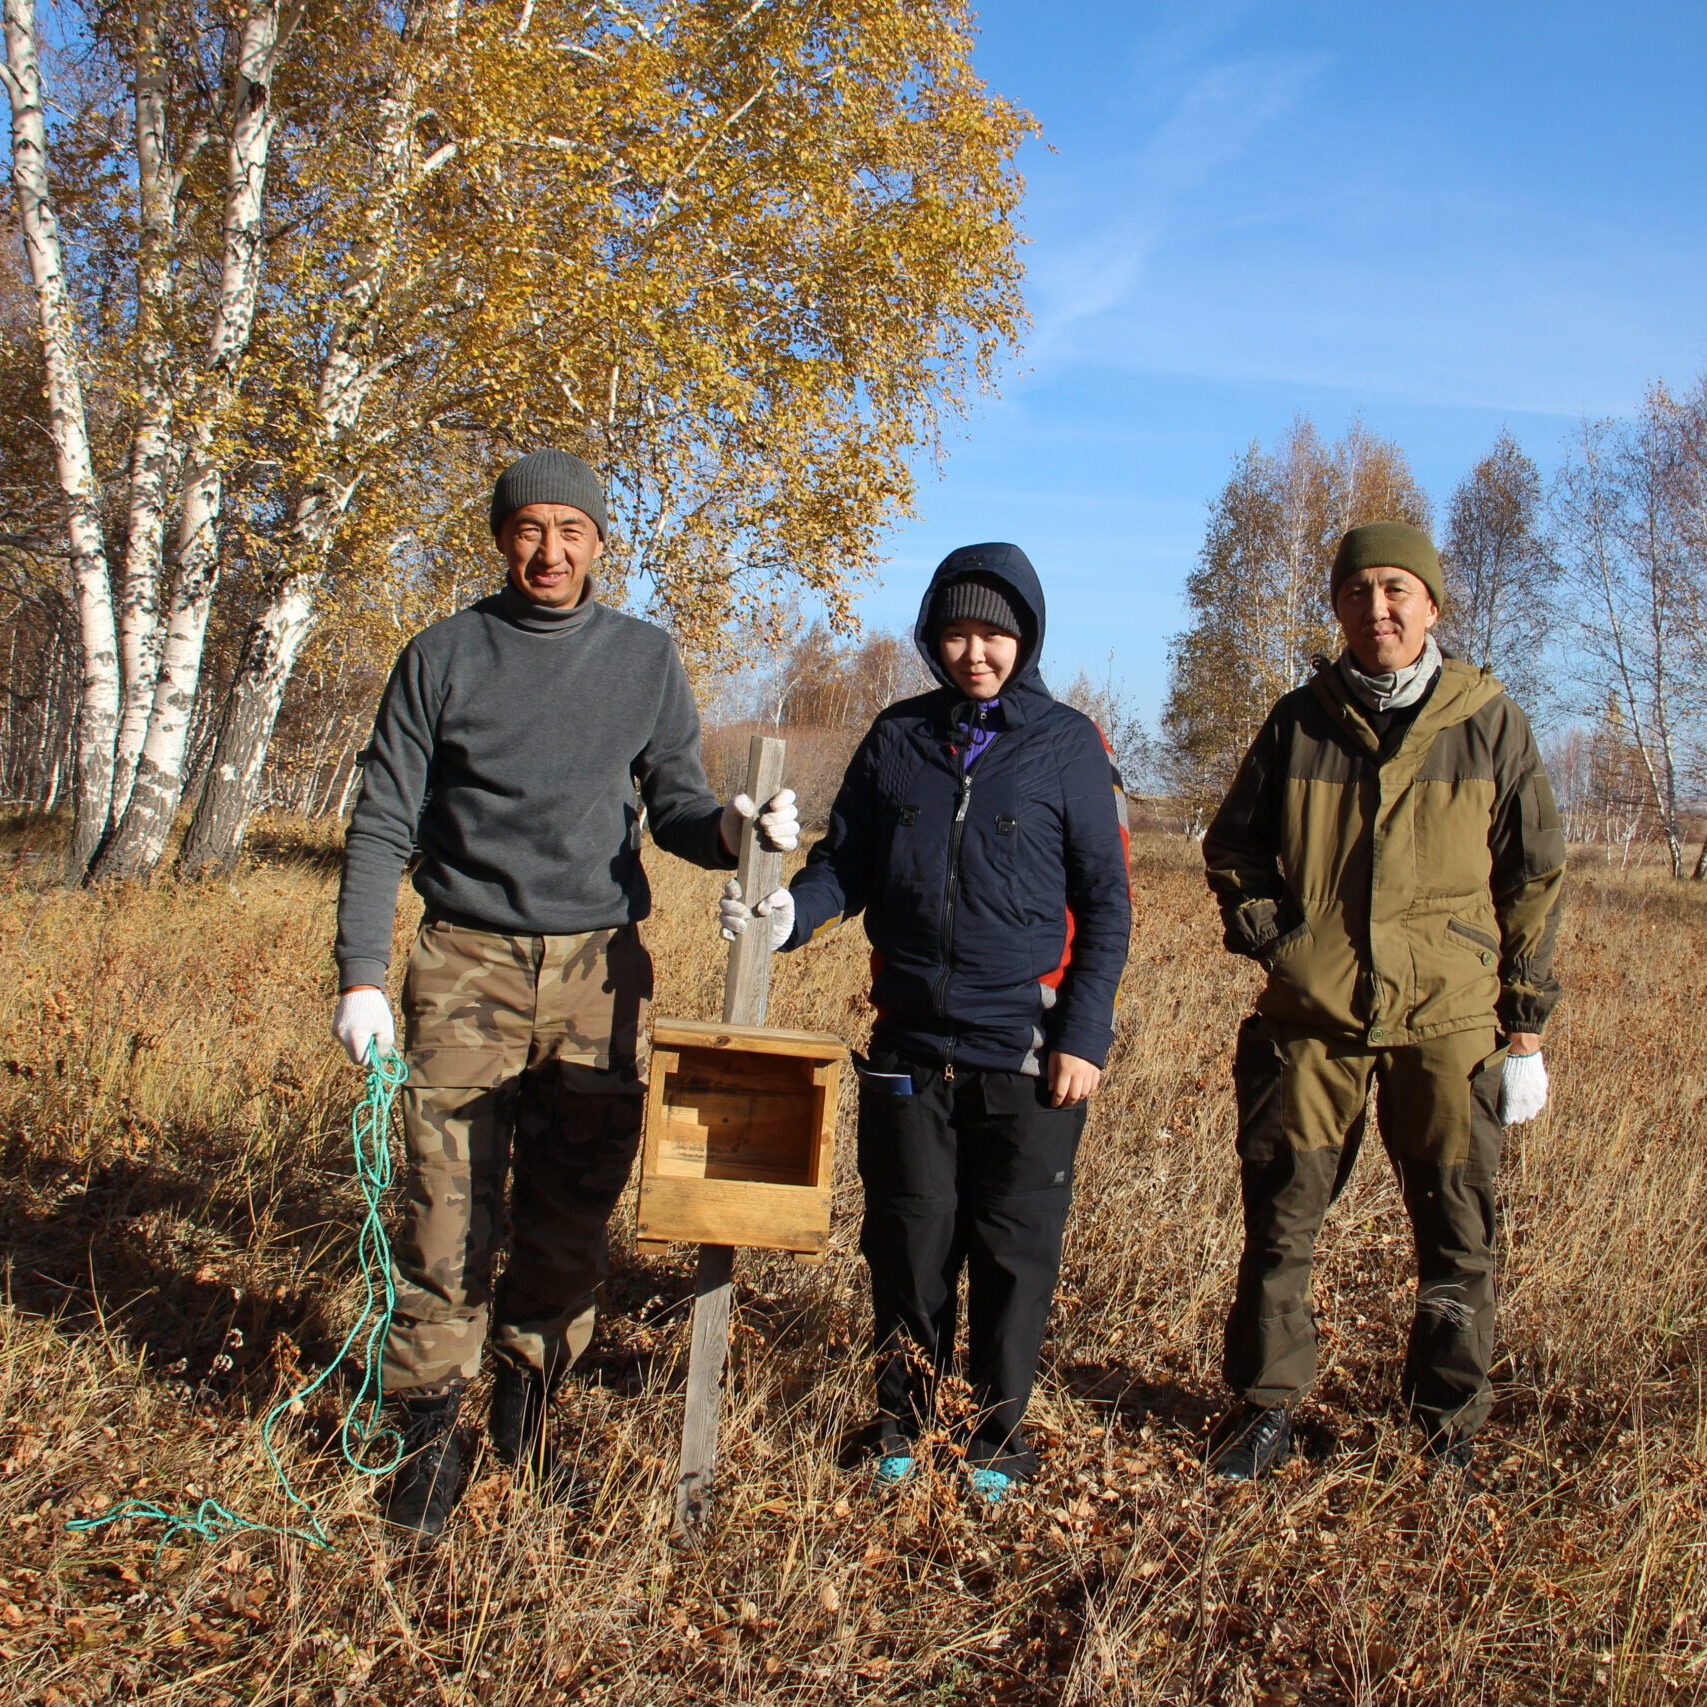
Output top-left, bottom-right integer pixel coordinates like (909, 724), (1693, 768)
(927, 572), (1028, 642)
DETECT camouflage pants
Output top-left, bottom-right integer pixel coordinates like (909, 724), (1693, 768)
(382, 918), (652, 1393)
(1222, 1018), (1508, 1443)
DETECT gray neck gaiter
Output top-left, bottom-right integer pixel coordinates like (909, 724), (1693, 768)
(1337, 632), (1442, 714)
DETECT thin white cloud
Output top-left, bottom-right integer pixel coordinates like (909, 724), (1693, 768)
(1026, 52), (1329, 356)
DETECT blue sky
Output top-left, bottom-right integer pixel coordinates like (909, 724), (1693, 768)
(853, 0), (1707, 722)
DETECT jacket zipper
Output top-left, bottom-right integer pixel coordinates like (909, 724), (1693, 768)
(934, 752), (976, 1079)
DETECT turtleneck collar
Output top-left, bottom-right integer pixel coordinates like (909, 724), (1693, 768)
(1336, 632), (1442, 714)
(496, 578), (598, 635)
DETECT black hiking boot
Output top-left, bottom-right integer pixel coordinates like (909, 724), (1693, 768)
(1424, 1436), (1483, 1494)
(1207, 1403), (1293, 1482)
(490, 1362), (585, 1504)
(381, 1383), (467, 1543)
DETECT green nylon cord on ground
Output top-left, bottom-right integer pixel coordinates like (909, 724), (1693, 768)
(68, 1044), (410, 1553)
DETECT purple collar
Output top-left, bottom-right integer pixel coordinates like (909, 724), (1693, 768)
(955, 698), (1005, 770)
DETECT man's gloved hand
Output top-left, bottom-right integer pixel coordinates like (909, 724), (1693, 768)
(718, 879), (795, 950)
(333, 987), (396, 1066)
(1498, 1050), (1548, 1124)
(719, 788), (799, 855)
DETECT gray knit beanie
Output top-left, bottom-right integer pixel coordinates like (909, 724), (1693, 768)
(489, 448), (608, 538)
(929, 573), (1026, 641)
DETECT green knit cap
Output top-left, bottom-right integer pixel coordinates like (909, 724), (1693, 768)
(1330, 521), (1444, 610)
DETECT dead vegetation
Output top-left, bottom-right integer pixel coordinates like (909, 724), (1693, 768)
(0, 817), (1702, 1705)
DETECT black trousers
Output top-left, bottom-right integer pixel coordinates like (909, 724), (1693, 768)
(856, 1050), (1087, 1478)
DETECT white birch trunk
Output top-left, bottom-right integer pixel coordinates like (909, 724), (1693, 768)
(111, 0), (202, 830)
(1583, 496), (1678, 880)
(93, 1), (295, 882)
(2, 0), (119, 879)
(180, 0), (450, 875)
(176, 566), (322, 872)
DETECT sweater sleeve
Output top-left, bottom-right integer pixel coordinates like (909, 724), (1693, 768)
(781, 723), (883, 948)
(1202, 710), (1294, 958)
(1487, 698), (1567, 1033)
(1048, 718), (1133, 1068)
(634, 638), (735, 872)
(335, 641), (441, 988)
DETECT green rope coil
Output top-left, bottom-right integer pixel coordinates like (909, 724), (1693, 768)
(69, 1044), (410, 1553)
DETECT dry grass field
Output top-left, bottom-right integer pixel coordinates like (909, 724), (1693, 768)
(0, 816), (1702, 1705)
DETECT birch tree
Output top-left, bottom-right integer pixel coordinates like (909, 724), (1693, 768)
(87, 0), (304, 881)
(1554, 382), (1707, 879)
(1162, 417), (1429, 815)
(2, 0), (309, 879)
(1440, 428), (1553, 714)
(1, 0), (119, 877)
(6, 0), (1033, 881)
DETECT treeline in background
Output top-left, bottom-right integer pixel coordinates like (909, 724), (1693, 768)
(3, 5), (1704, 884)
(1160, 388), (1707, 876)
(705, 376), (1707, 876)
(0, 0), (1031, 884)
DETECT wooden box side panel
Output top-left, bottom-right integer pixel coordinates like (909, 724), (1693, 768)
(635, 1176), (832, 1254)
(810, 1060), (840, 1188)
(640, 1048), (681, 1178)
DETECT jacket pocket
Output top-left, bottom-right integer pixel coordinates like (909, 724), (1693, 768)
(1257, 918), (1362, 1033)
(1447, 918), (1500, 958)
(1261, 918), (1312, 967)
(1405, 914), (1501, 1033)
(875, 800), (928, 904)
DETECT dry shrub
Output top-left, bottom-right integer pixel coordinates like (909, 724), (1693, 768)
(0, 818), (1700, 1705)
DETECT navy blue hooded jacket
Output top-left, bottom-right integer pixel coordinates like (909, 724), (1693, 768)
(784, 544), (1132, 1073)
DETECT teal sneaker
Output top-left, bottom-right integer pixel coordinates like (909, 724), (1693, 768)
(967, 1467), (1015, 1505)
(874, 1453), (916, 1487)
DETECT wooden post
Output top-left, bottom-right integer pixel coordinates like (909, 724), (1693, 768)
(673, 734), (786, 1538)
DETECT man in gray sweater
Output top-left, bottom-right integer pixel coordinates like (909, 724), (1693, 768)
(332, 448), (796, 1540)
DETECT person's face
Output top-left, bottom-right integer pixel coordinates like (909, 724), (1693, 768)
(937, 619), (1020, 700)
(498, 503), (603, 609)
(1334, 564), (1440, 673)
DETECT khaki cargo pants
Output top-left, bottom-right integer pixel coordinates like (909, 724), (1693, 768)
(382, 918), (651, 1394)
(1222, 1016), (1508, 1444)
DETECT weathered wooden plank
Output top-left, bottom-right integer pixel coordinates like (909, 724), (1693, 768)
(722, 736), (788, 1030)
(674, 1241), (734, 1533)
(651, 1016), (846, 1057)
(674, 733), (787, 1541)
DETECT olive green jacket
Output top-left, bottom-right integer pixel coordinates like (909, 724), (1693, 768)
(1203, 658), (1565, 1046)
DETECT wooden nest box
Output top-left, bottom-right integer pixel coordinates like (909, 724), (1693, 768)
(636, 1018), (847, 1263)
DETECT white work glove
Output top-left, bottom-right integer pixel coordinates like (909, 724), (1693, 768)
(718, 879), (795, 951)
(333, 988), (396, 1067)
(1498, 1051), (1548, 1125)
(719, 787), (799, 854)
